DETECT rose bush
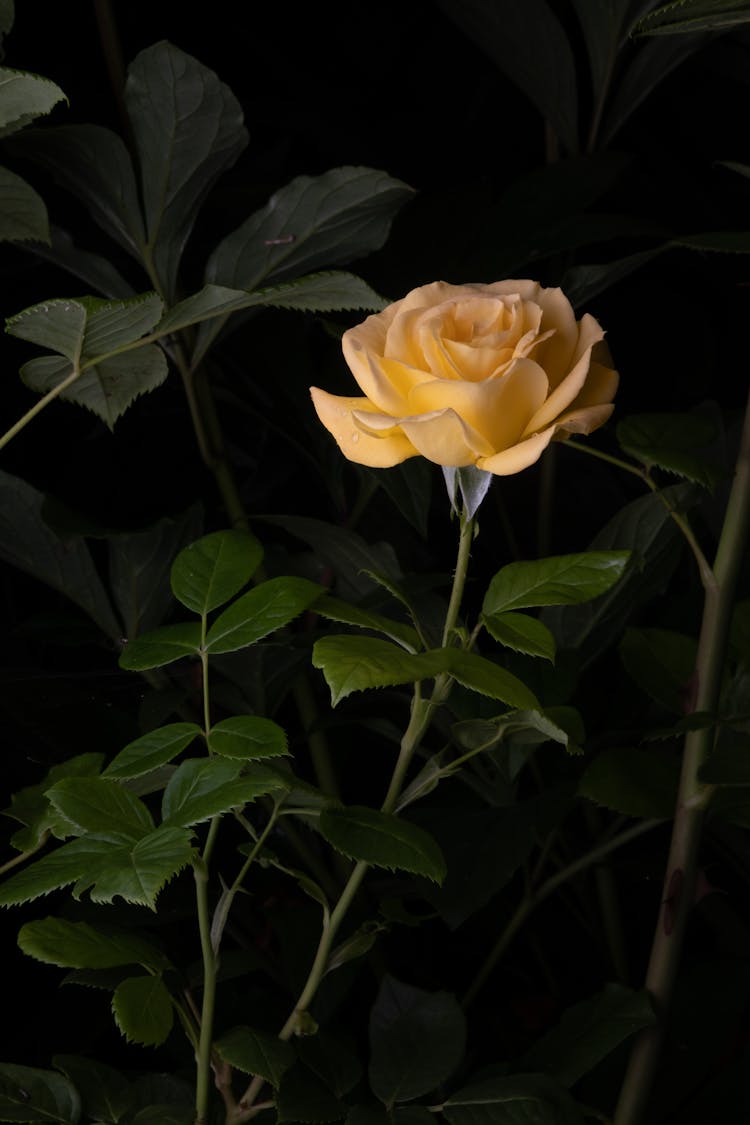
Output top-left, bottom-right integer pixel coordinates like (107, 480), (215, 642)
(311, 280), (618, 474)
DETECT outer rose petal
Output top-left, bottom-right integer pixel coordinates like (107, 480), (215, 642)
(565, 361), (619, 410)
(522, 327), (604, 435)
(355, 352), (429, 414)
(553, 403), (615, 436)
(528, 286), (580, 388)
(476, 426), (557, 476)
(310, 387), (418, 467)
(399, 408), (495, 466)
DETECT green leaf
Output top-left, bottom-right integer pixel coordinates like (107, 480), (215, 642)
(89, 826), (194, 907)
(314, 594), (420, 652)
(261, 514), (402, 602)
(0, 1063), (80, 1124)
(617, 412), (723, 488)
(32, 226), (134, 299)
(26, 345), (166, 430)
(103, 723), (203, 780)
(112, 974), (173, 1047)
(483, 551), (630, 616)
(520, 983), (656, 1087)
(157, 272), (388, 348)
(0, 67), (66, 136)
(5, 124), (145, 254)
(161, 757), (284, 827)
(125, 1075), (192, 1121)
(18, 917), (168, 971)
(568, 0), (638, 111)
(297, 1032), (363, 1098)
(562, 247), (666, 309)
(579, 747), (678, 819)
(0, 826), (194, 908)
(170, 530), (263, 614)
(434, 0), (579, 152)
(3, 752), (104, 851)
(277, 1063), (346, 1123)
(369, 974), (466, 1106)
(319, 807), (446, 883)
(437, 649), (541, 711)
(482, 611), (556, 662)
(8, 293), (167, 428)
(410, 804), (539, 929)
(45, 778), (154, 841)
(16, 291), (163, 357)
(634, 0), (750, 35)
(207, 715), (288, 760)
(124, 41), (247, 300)
(108, 505), (204, 638)
(205, 576), (323, 653)
(543, 484), (695, 667)
(0, 165), (48, 242)
(672, 230), (750, 254)
(7, 298), (85, 360)
(119, 622), (202, 671)
(443, 1074), (586, 1125)
(326, 922), (385, 975)
(597, 30), (707, 146)
(369, 457), (433, 539)
(619, 627), (698, 712)
(214, 1025), (295, 1088)
(312, 636), (444, 706)
(52, 1056), (131, 1125)
(0, 469), (121, 640)
(207, 165), (413, 293)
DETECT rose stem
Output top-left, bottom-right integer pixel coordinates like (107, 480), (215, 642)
(232, 504), (477, 1122)
(613, 385), (750, 1125)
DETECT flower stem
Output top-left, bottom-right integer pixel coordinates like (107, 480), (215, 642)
(613, 386), (750, 1125)
(233, 505), (478, 1121)
(442, 506), (475, 647)
(194, 856), (217, 1125)
(0, 366), (82, 452)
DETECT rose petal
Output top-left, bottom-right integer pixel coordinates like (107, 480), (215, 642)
(418, 295), (523, 380)
(310, 387), (418, 467)
(570, 313), (605, 368)
(566, 361), (619, 411)
(484, 280), (542, 303)
(476, 426), (557, 476)
(530, 286), (581, 388)
(399, 407), (495, 466)
(350, 351), (429, 413)
(407, 357), (549, 451)
(522, 335), (602, 435)
(441, 339), (514, 381)
(553, 402), (615, 436)
(384, 306), (434, 367)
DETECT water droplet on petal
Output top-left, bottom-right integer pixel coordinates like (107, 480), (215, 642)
(350, 432), (360, 443)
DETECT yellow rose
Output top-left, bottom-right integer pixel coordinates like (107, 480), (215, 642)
(310, 280), (618, 475)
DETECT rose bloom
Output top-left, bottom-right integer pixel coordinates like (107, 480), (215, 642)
(310, 280), (618, 475)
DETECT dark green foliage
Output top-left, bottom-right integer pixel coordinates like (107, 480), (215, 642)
(0, 7), (748, 1125)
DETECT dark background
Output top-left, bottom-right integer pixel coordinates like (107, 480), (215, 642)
(1, 0), (749, 1093)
